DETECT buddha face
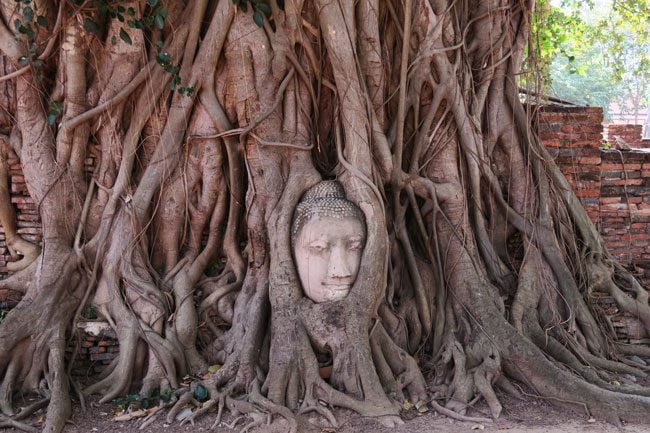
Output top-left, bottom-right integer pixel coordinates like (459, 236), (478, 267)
(294, 215), (365, 303)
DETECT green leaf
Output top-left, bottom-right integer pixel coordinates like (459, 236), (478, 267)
(156, 51), (171, 65)
(83, 18), (100, 34)
(111, 35), (117, 45)
(160, 388), (172, 401)
(207, 364), (221, 374)
(193, 385), (208, 401)
(155, 14), (165, 30)
(36, 15), (48, 27)
(256, 2), (271, 14)
(119, 28), (132, 45)
(147, 0), (158, 6)
(22, 6), (33, 22)
(131, 19), (145, 30)
(179, 86), (195, 96)
(253, 10), (264, 27)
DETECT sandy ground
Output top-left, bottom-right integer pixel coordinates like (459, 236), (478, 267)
(5, 390), (642, 433)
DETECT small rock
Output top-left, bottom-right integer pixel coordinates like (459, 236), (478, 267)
(415, 400), (429, 413)
(622, 374), (637, 383)
(629, 356), (647, 366)
(175, 407), (193, 421)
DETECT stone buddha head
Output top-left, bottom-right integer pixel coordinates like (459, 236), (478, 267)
(292, 181), (367, 303)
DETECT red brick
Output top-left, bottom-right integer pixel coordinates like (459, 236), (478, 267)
(576, 157), (601, 165)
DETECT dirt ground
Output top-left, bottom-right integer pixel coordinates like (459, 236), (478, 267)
(5, 390), (648, 433)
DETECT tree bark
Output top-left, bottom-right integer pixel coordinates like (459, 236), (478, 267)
(0, 1), (648, 432)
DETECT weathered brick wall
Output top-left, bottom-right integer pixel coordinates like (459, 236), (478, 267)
(68, 322), (119, 376)
(0, 154), (94, 272)
(0, 156), (42, 274)
(538, 107), (650, 343)
(599, 150), (650, 287)
(537, 106), (603, 222)
(538, 107), (650, 290)
(607, 124), (650, 149)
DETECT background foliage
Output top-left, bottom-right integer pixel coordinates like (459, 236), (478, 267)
(533, 0), (649, 123)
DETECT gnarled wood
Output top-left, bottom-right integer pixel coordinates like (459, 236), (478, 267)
(0, 1), (648, 432)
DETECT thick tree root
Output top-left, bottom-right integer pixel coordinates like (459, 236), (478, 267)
(0, 416), (39, 433)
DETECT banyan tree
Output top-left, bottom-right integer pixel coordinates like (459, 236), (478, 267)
(0, 1), (649, 432)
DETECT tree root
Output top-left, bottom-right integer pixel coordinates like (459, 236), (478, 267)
(428, 399), (493, 423)
(0, 416), (39, 433)
(14, 398), (50, 421)
(297, 401), (338, 428)
(163, 380), (300, 432)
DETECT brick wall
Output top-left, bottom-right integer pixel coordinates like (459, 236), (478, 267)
(607, 124), (650, 149)
(537, 106), (603, 222)
(538, 106), (650, 343)
(599, 150), (650, 288)
(0, 157), (42, 273)
(68, 321), (119, 376)
(538, 107), (650, 289)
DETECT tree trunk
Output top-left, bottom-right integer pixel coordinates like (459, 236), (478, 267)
(0, 1), (649, 432)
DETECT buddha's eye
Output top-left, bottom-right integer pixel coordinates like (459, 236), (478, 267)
(348, 239), (363, 250)
(308, 242), (328, 253)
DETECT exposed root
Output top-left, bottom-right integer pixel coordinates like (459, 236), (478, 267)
(14, 399), (50, 421)
(249, 382), (298, 433)
(237, 412), (268, 433)
(1, 2), (650, 433)
(429, 399), (493, 424)
(297, 402), (338, 428)
(180, 397), (218, 426)
(138, 412), (159, 430)
(166, 391), (196, 424)
(0, 416), (39, 433)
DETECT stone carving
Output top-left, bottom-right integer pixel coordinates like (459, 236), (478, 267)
(292, 181), (366, 303)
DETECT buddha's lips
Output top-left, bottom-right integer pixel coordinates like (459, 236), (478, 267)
(322, 283), (352, 290)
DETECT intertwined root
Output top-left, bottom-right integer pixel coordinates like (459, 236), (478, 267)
(0, 255), (81, 433)
(1, 1), (650, 433)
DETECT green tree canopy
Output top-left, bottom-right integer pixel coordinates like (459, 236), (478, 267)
(533, 0), (649, 122)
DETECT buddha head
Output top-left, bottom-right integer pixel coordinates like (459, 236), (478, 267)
(292, 181), (367, 303)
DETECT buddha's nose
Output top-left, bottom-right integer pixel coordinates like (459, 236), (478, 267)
(328, 245), (352, 279)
